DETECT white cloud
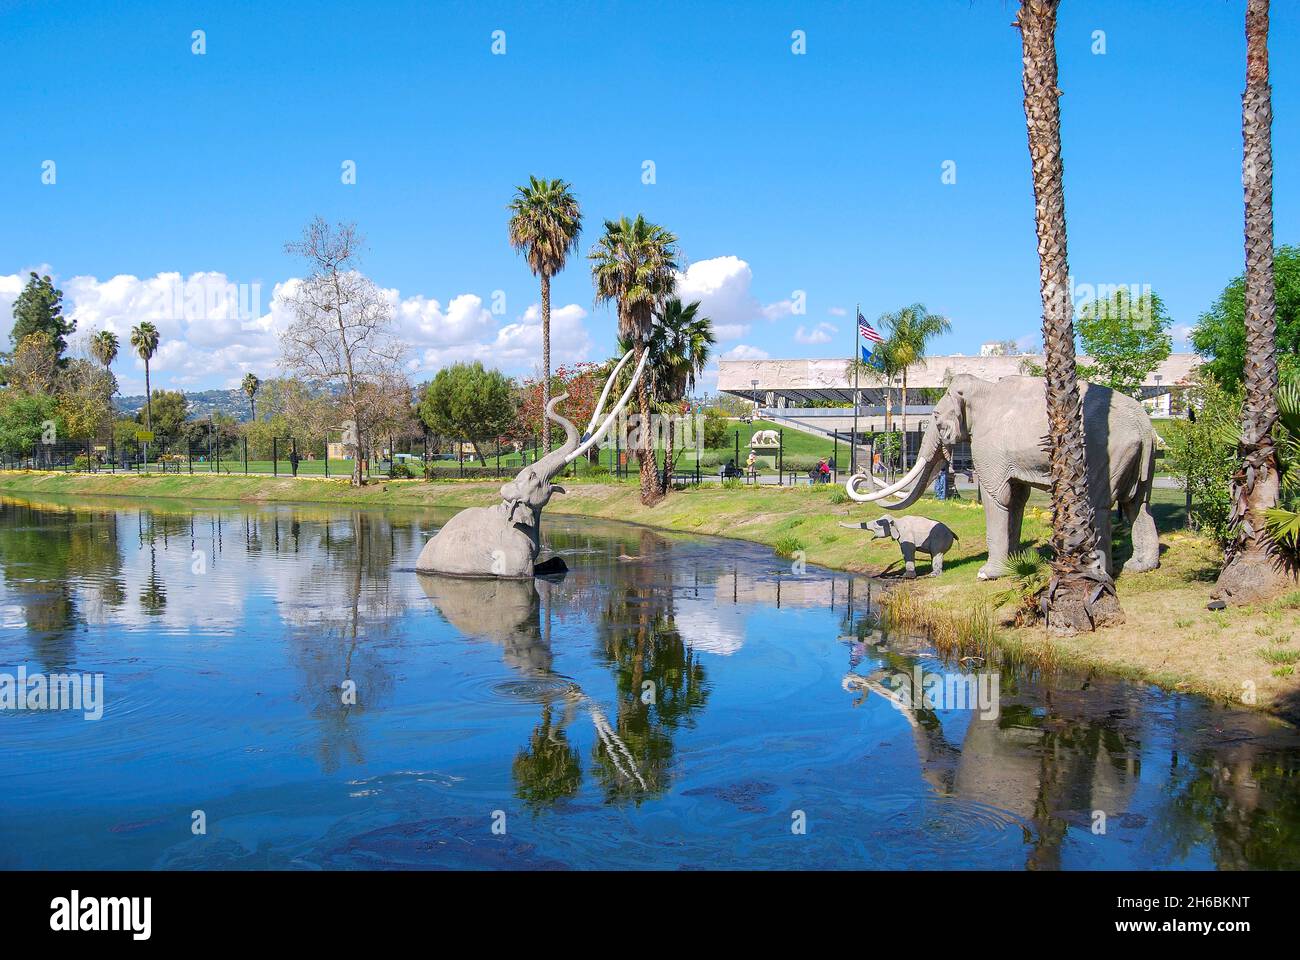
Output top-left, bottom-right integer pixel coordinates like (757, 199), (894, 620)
(2, 271), (596, 394)
(408, 301), (592, 379)
(761, 299), (800, 322)
(721, 343), (769, 361)
(711, 323), (751, 341)
(827, 306), (848, 317)
(794, 322), (837, 345)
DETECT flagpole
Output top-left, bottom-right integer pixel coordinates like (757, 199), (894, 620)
(852, 302), (860, 476)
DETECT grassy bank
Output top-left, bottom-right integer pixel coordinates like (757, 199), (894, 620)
(1, 468), (1297, 719)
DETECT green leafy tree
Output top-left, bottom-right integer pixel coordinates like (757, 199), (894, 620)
(507, 176), (583, 450)
(1162, 375), (1243, 544)
(590, 215), (680, 506)
(417, 361), (516, 464)
(1076, 288), (1173, 397)
(10, 273), (74, 359)
(136, 389), (188, 442)
(55, 360), (115, 440)
(1192, 245), (1300, 389)
(0, 391), (61, 452)
(702, 410), (730, 449)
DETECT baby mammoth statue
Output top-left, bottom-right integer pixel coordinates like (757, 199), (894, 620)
(840, 515), (958, 578)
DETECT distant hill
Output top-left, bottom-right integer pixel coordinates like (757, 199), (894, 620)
(115, 388), (251, 422)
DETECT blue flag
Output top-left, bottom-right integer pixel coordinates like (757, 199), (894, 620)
(861, 344), (885, 369)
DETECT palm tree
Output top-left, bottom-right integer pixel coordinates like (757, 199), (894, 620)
(640, 298), (714, 492)
(590, 215), (680, 505)
(1217, 0), (1292, 602)
(130, 322), (160, 435)
(508, 176), (583, 451)
(1016, 0), (1122, 633)
(881, 304), (951, 470)
(89, 330), (118, 374)
(242, 372), (261, 422)
(845, 342), (905, 478)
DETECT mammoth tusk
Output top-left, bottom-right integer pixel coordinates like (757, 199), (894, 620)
(585, 348), (635, 437)
(844, 458), (927, 502)
(866, 472), (910, 504)
(564, 347), (651, 464)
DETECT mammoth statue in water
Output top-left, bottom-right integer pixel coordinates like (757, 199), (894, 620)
(845, 374), (1159, 581)
(416, 347), (648, 578)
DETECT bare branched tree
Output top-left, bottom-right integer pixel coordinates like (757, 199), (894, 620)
(280, 218), (406, 485)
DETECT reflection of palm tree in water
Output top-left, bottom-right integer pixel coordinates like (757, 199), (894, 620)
(590, 529), (709, 801)
(421, 527), (709, 806)
(513, 700), (583, 806)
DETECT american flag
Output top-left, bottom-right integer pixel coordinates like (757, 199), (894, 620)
(857, 311), (884, 345)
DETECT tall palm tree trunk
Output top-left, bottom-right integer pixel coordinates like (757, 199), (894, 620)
(635, 341), (662, 505)
(883, 386), (893, 479)
(664, 414), (675, 493)
(1217, 0), (1292, 601)
(540, 272), (552, 451)
(900, 370), (909, 471)
(1017, 0), (1122, 634)
(143, 361), (152, 432)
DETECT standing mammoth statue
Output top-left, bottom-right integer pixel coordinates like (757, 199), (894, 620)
(844, 374), (1159, 581)
(750, 429), (780, 447)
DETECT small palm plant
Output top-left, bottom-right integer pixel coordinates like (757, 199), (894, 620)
(992, 549), (1053, 625)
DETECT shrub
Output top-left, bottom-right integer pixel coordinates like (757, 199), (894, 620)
(774, 535), (805, 558)
(1161, 376), (1241, 545)
(992, 549), (1051, 625)
(702, 411), (731, 448)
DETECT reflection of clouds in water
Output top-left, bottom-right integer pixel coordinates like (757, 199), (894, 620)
(673, 602), (747, 657)
(70, 512), (423, 634)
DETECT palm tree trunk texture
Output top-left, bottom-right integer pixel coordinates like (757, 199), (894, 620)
(1018, 0), (1122, 633)
(1216, 0), (1292, 602)
(664, 416), (674, 494)
(635, 340), (662, 505)
(541, 272), (552, 451)
(900, 370), (909, 471)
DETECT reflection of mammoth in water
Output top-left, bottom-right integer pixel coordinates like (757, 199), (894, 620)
(417, 574), (550, 675)
(418, 572), (652, 805)
(845, 661), (1141, 869)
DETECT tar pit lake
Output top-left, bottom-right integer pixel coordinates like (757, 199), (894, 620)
(1, 494), (1298, 869)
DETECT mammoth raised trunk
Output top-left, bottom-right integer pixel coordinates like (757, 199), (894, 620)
(415, 349), (647, 578)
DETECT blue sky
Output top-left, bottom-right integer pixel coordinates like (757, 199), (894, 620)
(1, 0), (1295, 395)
